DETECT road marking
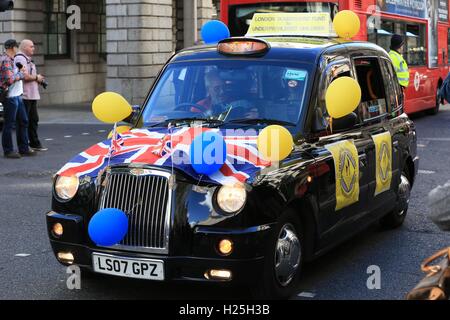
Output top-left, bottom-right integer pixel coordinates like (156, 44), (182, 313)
(44, 138), (54, 141)
(64, 135), (72, 138)
(421, 138), (450, 142)
(418, 170), (435, 174)
(297, 291), (316, 298)
(98, 130), (106, 133)
(81, 132), (90, 135)
(417, 144), (426, 148)
(15, 253), (31, 257)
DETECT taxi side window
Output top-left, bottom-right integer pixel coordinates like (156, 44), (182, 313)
(381, 58), (404, 114)
(314, 61), (352, 132)
(353, 57), (388, 122)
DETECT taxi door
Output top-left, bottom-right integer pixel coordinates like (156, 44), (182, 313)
(350, 56), (400, 218)
(308, 58), (372, 247)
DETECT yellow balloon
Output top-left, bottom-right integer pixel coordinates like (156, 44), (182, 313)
(325, 77), (361, 119)
(333, 10), (360, 39)
(107, 125), (132, 139)
(92, 92), (132, 124)
(257, 125), (294, 162)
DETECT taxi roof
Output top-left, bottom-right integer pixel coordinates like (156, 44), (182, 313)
(170, 37), (388, 64)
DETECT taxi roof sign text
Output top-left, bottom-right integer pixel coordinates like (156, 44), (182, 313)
(246, 13), (337, 38)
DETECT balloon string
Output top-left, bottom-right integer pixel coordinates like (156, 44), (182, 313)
(107, 122), (117, 168)
(329, 117), (333, 134)
(169, 123), (174, 179)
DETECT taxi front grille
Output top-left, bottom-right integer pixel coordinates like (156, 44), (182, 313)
(99, 169), (172, 254)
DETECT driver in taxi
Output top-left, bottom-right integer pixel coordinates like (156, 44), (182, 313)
(192, 72), (229, 115)
(192, 71), (258, 119)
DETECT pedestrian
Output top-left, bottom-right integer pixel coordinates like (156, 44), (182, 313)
(0, 39), (36, 158)
(389, 34), (410, 89)
(15, 39), (47, 151)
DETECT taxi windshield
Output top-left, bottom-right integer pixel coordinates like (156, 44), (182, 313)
(141, 60), (311, 128)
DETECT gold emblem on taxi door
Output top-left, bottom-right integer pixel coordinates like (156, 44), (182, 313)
(325, 140), (360, 211)
(372, 132), (392, 196)
(339, 150), (357, 196)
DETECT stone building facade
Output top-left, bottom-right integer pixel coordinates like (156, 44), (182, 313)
(0, 0), (218, 106)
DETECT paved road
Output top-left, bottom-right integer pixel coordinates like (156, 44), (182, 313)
(1, 107), (450, 300)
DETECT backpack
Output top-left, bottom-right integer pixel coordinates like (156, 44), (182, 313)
(438, 72), (450, 104)
(0, 54), (9, 103)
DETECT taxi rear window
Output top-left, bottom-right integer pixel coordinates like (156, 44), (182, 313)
(142, 60), (312, 127)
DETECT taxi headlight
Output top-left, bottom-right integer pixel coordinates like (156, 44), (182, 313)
(54, 175), (79, 201)
(216, 185), (247, 214)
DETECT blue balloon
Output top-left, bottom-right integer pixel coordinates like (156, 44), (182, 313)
(201, 20), (230, 44)
(88, 208), (128, 247)
(190, 131), (227, 175)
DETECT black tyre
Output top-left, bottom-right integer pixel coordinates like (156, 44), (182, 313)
(251, 209), (303, 299)
(426, 87), (440, 115)
(380, 170), (411, 229)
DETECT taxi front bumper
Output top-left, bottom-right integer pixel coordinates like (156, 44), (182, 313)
(47, 211), (270, 284)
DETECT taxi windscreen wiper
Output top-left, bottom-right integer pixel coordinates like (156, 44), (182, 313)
(226, 118), (296, 126)
(148, 118), (224, 127)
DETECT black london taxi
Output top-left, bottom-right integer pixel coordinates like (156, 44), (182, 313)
(46, 26), (418, 299)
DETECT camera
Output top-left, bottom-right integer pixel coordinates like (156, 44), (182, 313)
(15, 62), (23, 70)
(0, 1), (13, 12)
(40, 79), (48, 89)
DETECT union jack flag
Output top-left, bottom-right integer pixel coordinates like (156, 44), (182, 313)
(57, 127), (272, 186)
(109, 126), (124, 156)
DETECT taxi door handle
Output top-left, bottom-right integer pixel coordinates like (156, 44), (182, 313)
(359, 154), (367, 167)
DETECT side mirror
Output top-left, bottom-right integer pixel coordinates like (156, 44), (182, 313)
(123, 105), (141, 125)
(332, 112), (357, 132)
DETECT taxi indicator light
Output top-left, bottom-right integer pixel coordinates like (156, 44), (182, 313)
(52, 223), (64, 238)
(204, 269), (232, 281)
(218, 38), (269, 56)
(57, 252), (74, 264)
(218, 239), (233, 256)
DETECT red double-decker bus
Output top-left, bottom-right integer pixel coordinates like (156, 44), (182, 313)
(220, 0), (450, 114)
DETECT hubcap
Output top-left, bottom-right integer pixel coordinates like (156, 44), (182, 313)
(274, 223), (301, 287)
(397, 174), (411, 216)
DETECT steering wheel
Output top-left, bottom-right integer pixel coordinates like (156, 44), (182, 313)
(174, 102), (207, 113)
(219, 101), (254, 121)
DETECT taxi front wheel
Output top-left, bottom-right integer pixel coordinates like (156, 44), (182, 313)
(379, 171), (411, 229)
(251, 209), (304, 299)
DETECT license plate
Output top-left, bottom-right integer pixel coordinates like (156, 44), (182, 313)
(92, 253), (164, 280)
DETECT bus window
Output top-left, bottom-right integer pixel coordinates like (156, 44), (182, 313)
(447, 28), (450, 64)
(227, 2), (339, 36)
(370, 20), (426, 66)
(405, 24), (426, 66)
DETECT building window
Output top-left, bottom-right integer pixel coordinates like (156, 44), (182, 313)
(370, 20), (426, 66)
(44, 0), (70, 58)
(98, 0), (106, 59)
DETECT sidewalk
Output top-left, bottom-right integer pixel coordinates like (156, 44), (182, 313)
(39, 103), (102, 125)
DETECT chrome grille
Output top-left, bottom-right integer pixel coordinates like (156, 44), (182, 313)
(99, 168), (172, 254)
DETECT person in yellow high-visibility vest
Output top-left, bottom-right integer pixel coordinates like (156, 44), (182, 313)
(389, 34), (409, 89)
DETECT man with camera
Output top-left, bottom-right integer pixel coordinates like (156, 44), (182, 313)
(15, 39), (47, 151)
(0, 39), (36, 158)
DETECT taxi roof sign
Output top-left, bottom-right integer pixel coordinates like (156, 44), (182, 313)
(246, 13), (337, 38)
